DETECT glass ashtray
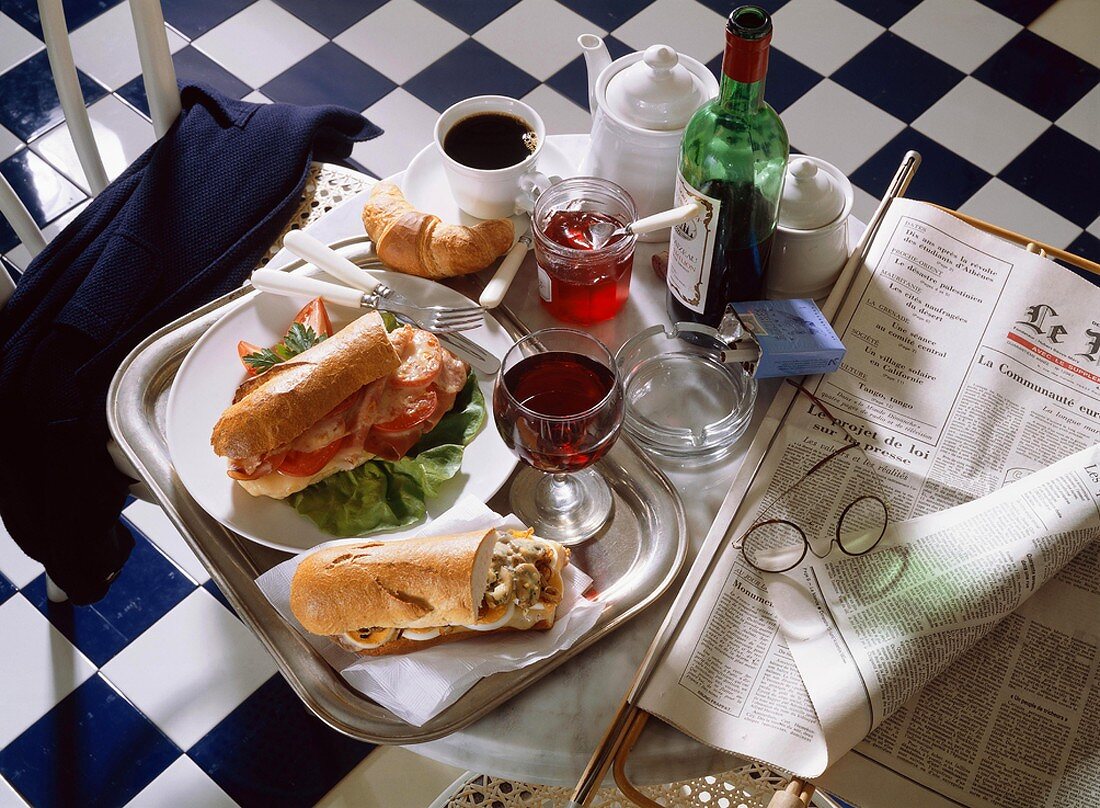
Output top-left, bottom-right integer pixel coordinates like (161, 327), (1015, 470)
(616, 323), (757, 461)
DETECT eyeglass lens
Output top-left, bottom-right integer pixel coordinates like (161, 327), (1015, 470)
(742, 393), (890, 572)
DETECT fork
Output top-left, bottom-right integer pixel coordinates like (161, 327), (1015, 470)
(275, 231), (485, 333)
(276, 232), (499, 375)
(250, 268), (486, 335)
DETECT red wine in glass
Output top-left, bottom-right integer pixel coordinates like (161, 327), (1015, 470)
(494, 329), (623, 544)
(494, 351), (623, 473)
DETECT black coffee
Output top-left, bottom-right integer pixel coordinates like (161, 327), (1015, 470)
(443, 112), (538, 170)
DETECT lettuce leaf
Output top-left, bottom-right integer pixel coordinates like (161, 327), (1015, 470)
(413, 370), (486, 453)
(287, 372), (486, 537)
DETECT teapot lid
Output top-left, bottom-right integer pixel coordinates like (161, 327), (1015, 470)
(779, 158), (846, 230)
(605, 45), (710, 131)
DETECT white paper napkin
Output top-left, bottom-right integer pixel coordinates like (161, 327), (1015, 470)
(255, 496), (604, 726)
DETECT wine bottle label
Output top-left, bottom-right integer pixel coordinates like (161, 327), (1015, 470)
(537, 266), (552, 302)
(667, 172), (721, 314)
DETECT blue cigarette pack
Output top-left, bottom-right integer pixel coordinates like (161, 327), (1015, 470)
(730, 299), (846, 379)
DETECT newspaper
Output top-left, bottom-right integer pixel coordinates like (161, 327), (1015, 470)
(772, 446), (1100, 805)
(637, 199), (1100, 806)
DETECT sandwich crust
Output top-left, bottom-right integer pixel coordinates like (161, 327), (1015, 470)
(211, 311), (399, 460)
(294, 532), (571, 656)
(289, 529), (498, 634)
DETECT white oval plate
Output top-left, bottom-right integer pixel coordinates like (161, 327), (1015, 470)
(166, 273), (518, 553)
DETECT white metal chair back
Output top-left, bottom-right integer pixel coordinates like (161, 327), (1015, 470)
(0, 0), (181, 307)
(0, 0), (180, 600)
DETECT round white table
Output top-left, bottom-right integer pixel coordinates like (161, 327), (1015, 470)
(288, 139), (849, 790)
(399, 135), (778, 787)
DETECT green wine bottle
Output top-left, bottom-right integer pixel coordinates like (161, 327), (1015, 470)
(666, 5), (789, 326)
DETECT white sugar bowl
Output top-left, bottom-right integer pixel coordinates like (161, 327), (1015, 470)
(768, 156), (854, 301)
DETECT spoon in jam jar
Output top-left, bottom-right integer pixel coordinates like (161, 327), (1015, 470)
(585, 200), (703, 249)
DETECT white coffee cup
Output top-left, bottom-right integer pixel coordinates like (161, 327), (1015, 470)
(435, 96), (549, 220)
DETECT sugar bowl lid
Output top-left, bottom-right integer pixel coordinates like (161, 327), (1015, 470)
(779, 157), (846, 230)
(605, 45), (711, 131)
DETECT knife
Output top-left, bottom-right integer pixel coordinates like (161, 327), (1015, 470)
(436, 332), (500, 377)
(251, 265), (501, 377)
(480, 222), (533, 309)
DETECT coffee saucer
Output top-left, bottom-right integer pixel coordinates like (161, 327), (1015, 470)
(401, 140), (579, 245)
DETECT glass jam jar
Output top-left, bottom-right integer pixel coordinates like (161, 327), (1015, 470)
(532, 177), (637, 324)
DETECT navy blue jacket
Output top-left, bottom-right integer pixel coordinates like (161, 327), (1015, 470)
(0, 85), (380, 603)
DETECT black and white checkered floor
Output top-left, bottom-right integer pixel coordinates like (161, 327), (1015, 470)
(0, 0), (1097, 805)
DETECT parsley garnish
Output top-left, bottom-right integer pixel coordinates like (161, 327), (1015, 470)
(243, 322), (327, 372)
(282, 322), (325, 355)
(379, 311), (400, 332)
(242, 347), (284, 372)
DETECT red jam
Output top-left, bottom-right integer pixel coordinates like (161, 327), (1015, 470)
(543, 210), (627, 250)
(536, 210), (634, 325)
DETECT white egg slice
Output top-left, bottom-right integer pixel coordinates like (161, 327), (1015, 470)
(402, 627), (442, 641)
(465, 600), (516, 631)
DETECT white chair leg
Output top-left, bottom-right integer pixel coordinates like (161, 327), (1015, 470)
(128, 0), (181, 139)
(0, 173), (46, 260)
(39, 0), (110, 194)
(0, 257), (15, 309)
(45, 575), (69, 603)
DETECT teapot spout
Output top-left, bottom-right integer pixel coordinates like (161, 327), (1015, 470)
(578, 34), (610, 115)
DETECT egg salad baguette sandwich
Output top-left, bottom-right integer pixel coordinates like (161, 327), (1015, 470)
(211, 310), (470, 499)
(289, 528), (570, 656)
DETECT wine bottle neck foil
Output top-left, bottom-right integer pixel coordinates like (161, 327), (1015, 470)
(722, 6), (772, 83)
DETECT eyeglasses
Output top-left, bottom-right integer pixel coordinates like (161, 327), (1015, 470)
(738, 384), (890, 573)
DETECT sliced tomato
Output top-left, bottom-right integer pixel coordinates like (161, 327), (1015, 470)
(294, 297), (333, 338)
(278, 436), (346, 477)
(374, 389), (438, 432)
(237, 340), (265, 376)
(363, 427), (422, 462)
(392, 329), (443, 387)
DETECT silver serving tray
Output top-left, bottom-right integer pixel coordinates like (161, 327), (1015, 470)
(106, 276), (687, 743)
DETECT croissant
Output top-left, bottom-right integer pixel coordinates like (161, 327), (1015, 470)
(361, 182), (514, 279)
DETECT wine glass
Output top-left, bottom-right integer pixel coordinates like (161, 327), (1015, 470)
(493, 328), (625, 544)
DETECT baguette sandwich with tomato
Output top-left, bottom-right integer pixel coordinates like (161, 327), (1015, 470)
(211, 301), (480, 516)
(290, 527), (570, 656)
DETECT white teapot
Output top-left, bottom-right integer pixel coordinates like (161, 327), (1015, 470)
(579, 35), (717, 241)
